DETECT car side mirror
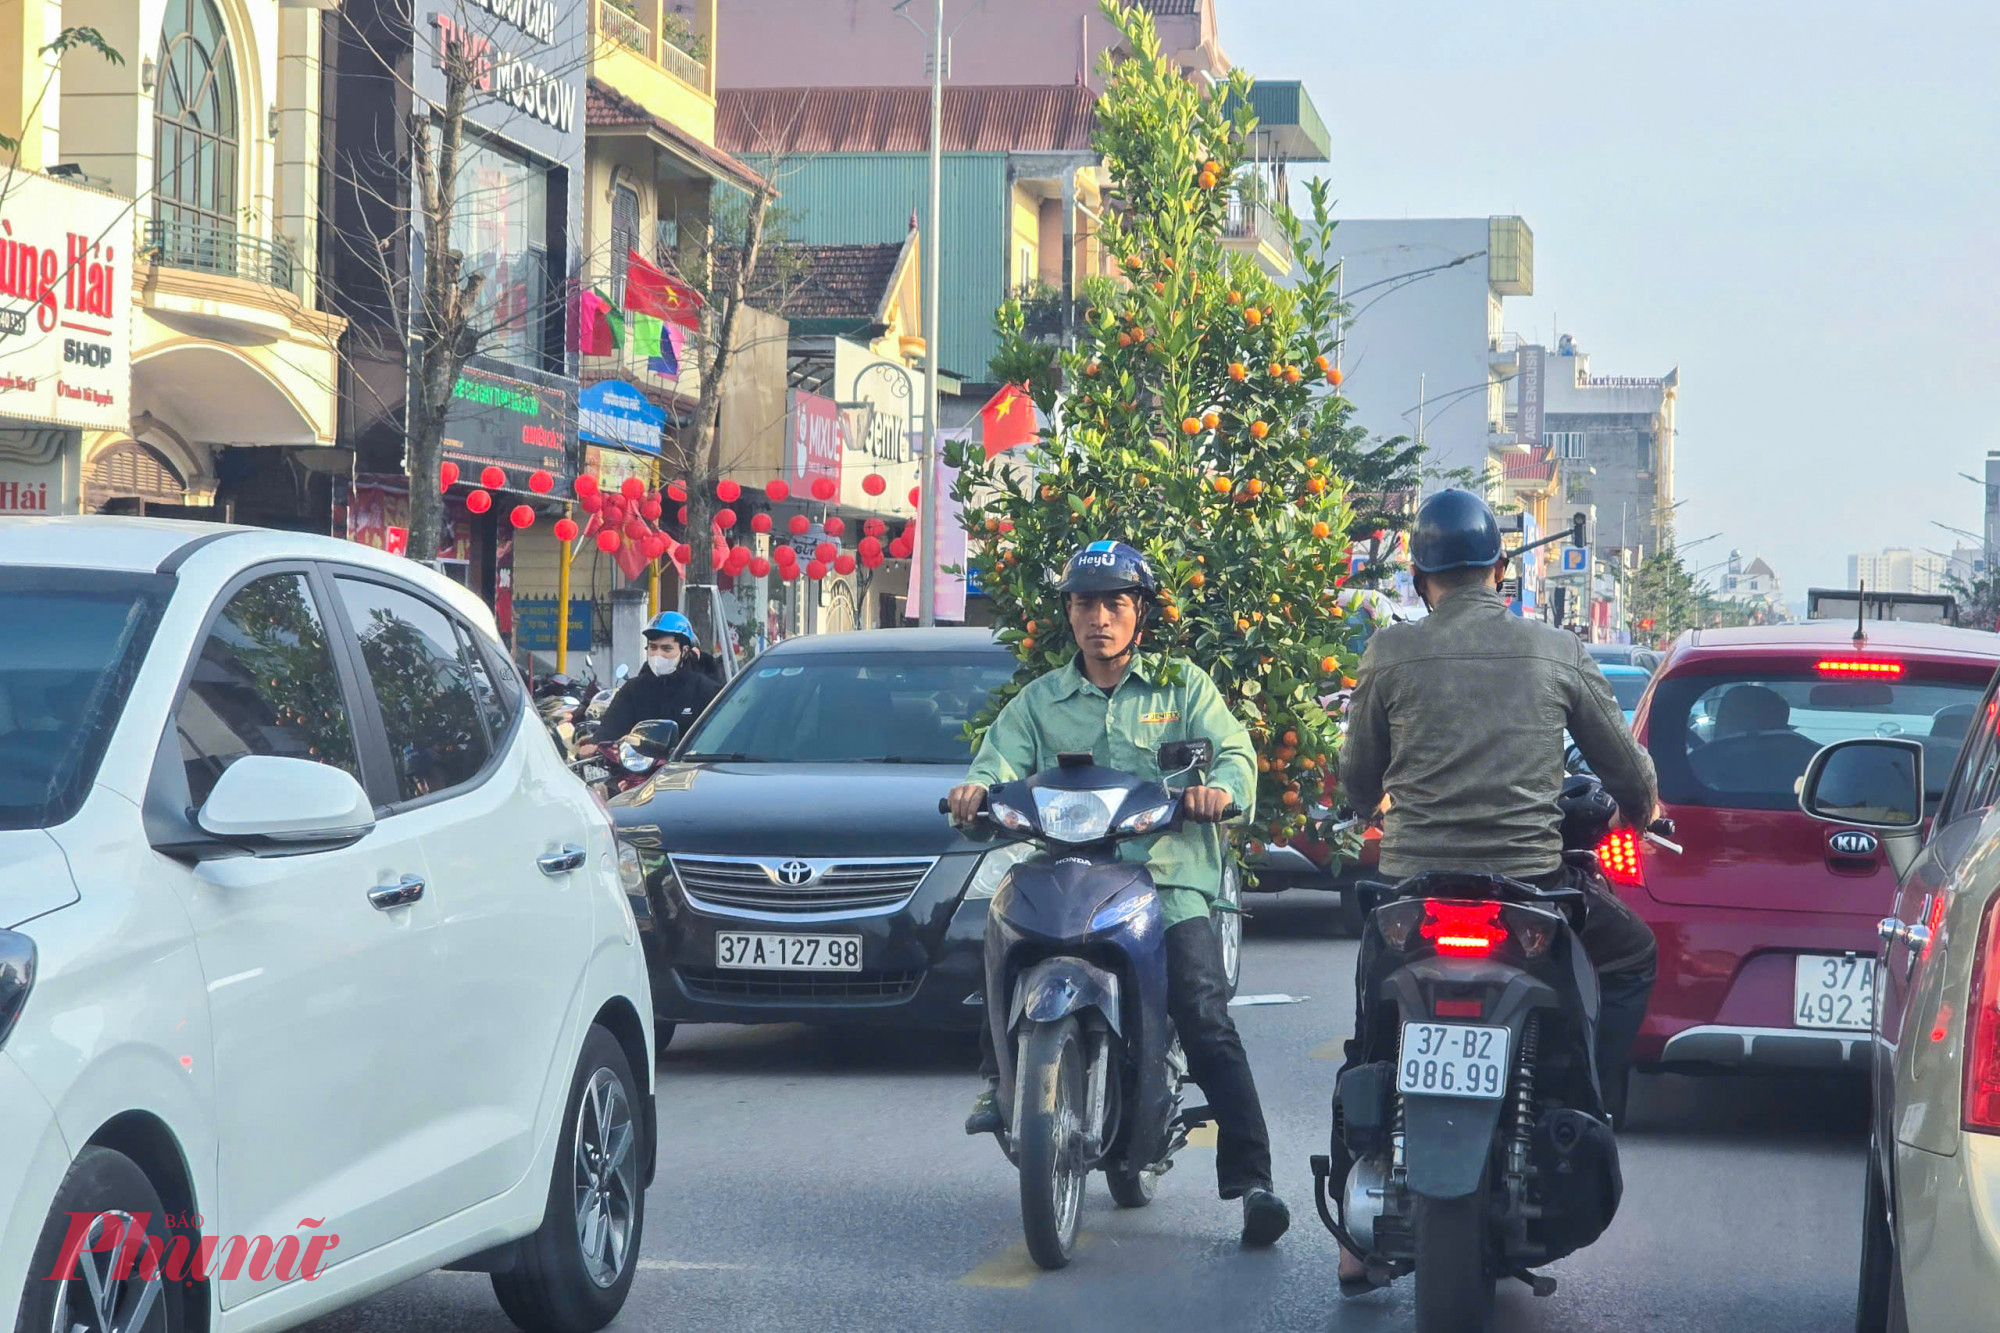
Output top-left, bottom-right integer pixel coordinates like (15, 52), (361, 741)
(195, 756), (375, 855)
(1159, 739), (1213, 775)
(1799, 738), (1925, 831)
(628, 718), (681, 760)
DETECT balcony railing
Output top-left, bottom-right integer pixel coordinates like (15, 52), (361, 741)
(596, 0), (710, 90)
(1222, 198), (1291, 262)
(144, 219), (298, 294)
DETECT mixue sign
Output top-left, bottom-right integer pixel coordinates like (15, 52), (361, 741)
(0, 170), (132, 432)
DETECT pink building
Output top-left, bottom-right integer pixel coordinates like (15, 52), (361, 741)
(715, 0), (1228, 92)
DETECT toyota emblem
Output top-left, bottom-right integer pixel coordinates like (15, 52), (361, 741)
(776, 860), (815, 886)
(1829, 830), (1879, 857)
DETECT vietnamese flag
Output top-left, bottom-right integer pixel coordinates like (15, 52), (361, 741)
(626, 250), (703, 329)
(980, 383), (1035, 458)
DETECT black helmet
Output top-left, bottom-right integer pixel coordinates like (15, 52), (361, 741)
(1058, 541), (1159, 597)
(1410, 489), (1504, 574)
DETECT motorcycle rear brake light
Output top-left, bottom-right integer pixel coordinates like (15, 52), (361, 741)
(1596, 829), (1643, 888)
(1433, 998), (1483, 1018)
(1420, 901), (1506, 958)
(1964, 895), (2000, 1134)
(1816, 658), (1904, 678)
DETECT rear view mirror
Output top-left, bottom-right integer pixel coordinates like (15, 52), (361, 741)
(196, 756), (375, 854)
(1159, 739), (1213, 775)
(1799, 738), (1924, 831)
(628, 718), (681, 760)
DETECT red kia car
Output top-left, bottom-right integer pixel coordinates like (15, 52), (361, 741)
(1612, 620), (2000, 1076)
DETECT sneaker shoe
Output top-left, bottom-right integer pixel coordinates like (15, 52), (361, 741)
(1241, 1188), (1291, 1247)
(964, 1087), (1003, 1136)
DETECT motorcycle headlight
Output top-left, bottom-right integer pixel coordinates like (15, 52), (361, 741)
(617, 841), (646, 895)
(964, 841), (1036, 900)
(1115, 801), (1174, 836)
(1033, 787), (1124, 843)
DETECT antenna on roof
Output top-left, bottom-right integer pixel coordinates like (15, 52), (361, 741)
(1854, 579), (1868, 650)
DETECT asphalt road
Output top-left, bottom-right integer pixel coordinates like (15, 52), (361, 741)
(302, 892), (1868, 1333)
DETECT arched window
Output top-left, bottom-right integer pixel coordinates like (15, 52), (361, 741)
(153, 0), (239, 252)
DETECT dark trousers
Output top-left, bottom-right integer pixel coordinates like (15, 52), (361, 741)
(1593, 959), (1656, 1099)
(981, 916), (1275, 1198)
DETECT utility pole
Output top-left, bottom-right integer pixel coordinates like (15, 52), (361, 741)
(918, 0), (945, 626)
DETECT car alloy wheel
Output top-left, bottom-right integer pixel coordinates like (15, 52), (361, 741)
(572, 1067), (639, 1289)
(48, 1210), (170, 1333)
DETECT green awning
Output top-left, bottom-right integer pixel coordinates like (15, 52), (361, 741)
(1224, 81), (1331, 163)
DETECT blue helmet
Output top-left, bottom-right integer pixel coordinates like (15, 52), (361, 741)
(1058, 541), (1158, 597)
(1409, 489), (1505, 574)
(643, 611), (695, 644)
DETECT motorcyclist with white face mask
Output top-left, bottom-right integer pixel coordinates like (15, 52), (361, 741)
(587, 611), (722, 754)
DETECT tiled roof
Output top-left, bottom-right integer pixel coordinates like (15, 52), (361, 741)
(1500, 446), (1555, 482)
(586, 82), (767, 191)
(771, 241), (906, 321)
(717, 85), (1098, 156)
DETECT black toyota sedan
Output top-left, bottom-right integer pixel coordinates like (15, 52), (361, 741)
(609, 628), (1022, 1043)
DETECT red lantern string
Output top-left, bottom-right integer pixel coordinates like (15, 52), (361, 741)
(678, 505), (689, 525)
(624, 518), (646, 540)
(579, 492), (604, 514)
(465, 489), (492, 514)
(811, 477), (837, 502)
(749, 556), (771, 578)
(641, 497), (662, 521)
(861, 548), (884, 570)
(834, 554), (856, 576)
(440, 460), (460, 490)
(773, 544), (798, 567)
(863, 518), (886, 538)
(673, 543), (692, 564)
(766, 479), (789, 502)
(788, 514), (810, 536)
(667, 480), (687, 502)
(621, 476), (645, 500)
(553, 517), (579, 543)
(824, 517), (846, 537)
(750, 512), (773, 534)
(779, 563), (801, 582)
(481, 465), (506, 490)
(509, 505), (534, 530)
(859, 536), (883, 558)
(717, 479), (741, 503)
(529, 470), (554, 494)
(716, 508), (738, 529)
(596, 530), (622, 553)
(574, 474), (599, 497)
(862, 473), (886, 496)
(806, 560), (828, 581)
(814, 541), (837, 563)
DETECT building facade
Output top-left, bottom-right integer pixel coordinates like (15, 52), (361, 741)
(1539, 335), (1678, 564)
(0, 0), (345, 525)
(1848, 547), (1947, 596)
(1327, 216), (1535, 486)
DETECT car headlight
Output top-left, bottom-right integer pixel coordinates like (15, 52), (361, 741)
(1033, 786), (1124, 843)
(1116, 801), (1173, 836)
(964, 841), (1036, 899)
(617, 841), (646, 895)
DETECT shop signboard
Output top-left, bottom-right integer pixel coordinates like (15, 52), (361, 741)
(513, 596), (591, 652)
(348, 473), (470, 561)
(786, 389), (842, 497)
(415, 0), (587, 165)
(0, 170), (133, 433)
(442, 356), (574, 483)
(578, 379), (664, 456)
(0, 460), (58, 514)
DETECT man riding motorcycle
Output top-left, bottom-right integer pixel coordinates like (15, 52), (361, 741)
(585, 611), (722, 755)
(946, 540), (1292, 1247)
(1333, 489), (1660, 1284)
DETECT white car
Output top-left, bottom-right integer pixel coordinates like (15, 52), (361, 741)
(0, 518), (654, 1333)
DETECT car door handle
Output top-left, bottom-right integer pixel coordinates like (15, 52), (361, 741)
(1878, 916), (1904, 945)
(538, 845), (587, 876)
(369, 875), (425, 911)
(1878, 916), (1931, 953)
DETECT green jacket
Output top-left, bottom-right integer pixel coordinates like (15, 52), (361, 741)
(965, 653), (1257, 927)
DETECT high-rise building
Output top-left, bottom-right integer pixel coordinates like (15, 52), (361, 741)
(1539, 336), (1679, 564)
(1848, 548), (1948, 595)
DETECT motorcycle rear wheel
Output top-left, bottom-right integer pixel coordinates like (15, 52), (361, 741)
(1018, 1017), (1088, 1269)
(1413, 1179), (1494, 1333)
(1105, 1160), (1160, 1208)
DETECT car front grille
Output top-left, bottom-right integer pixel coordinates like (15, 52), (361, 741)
(669, 856), (935, 916)
(678, 968), (926, 1004)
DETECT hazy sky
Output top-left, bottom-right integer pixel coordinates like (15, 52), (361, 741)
(1221, 0), (2000, 595)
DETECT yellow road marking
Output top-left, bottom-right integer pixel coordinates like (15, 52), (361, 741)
(1309, 1037), (1346, 1060)
(1184, 1122), (1218, 1148)
(959, 1235), (1098, 1288)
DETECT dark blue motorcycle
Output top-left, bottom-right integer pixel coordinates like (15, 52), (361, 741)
(943, 740), (1237, 1269)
